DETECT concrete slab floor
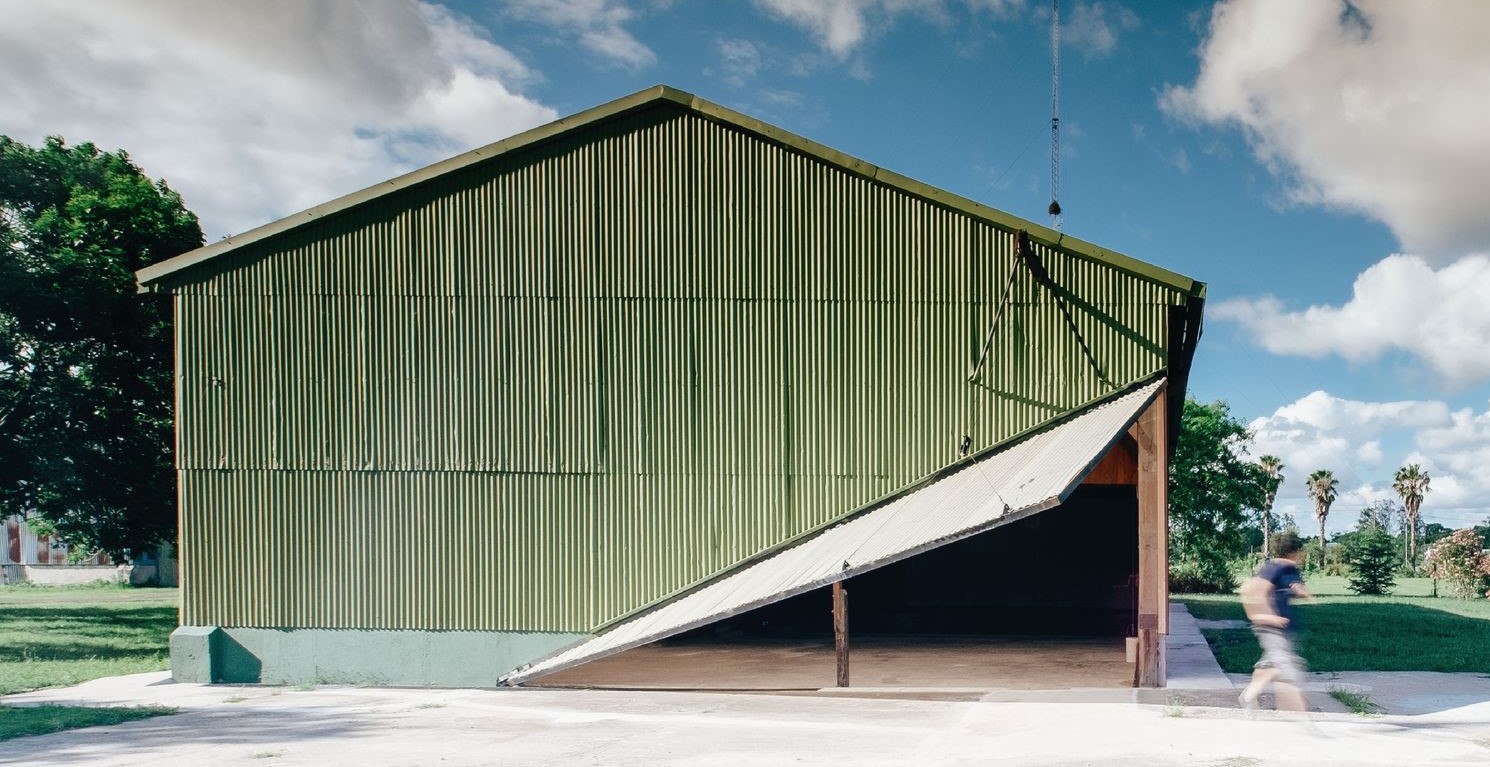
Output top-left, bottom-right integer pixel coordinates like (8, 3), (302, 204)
(536, 635), (1135, 691)
(6, 672), (1490, 766)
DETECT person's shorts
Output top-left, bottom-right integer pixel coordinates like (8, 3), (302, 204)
(1252, 626), (1306, 685)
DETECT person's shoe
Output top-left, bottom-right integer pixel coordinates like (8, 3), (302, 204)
(1238, 690), (1259, 714)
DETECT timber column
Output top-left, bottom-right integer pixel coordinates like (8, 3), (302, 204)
(1131, 384), (1169, 687)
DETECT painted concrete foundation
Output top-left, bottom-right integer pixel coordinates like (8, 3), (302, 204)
(169, 626), (585, 687)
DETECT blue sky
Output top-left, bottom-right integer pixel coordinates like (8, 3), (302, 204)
(4, 0), (1488, 533)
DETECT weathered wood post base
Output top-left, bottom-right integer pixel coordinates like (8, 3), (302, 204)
(833, 580), (849, 688)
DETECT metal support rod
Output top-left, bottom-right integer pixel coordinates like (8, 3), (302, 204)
(833, 580), (849, 688)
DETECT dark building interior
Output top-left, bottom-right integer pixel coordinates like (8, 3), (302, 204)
(676, 484), (1139, 643)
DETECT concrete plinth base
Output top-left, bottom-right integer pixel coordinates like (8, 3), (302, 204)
(169, 626), (585, 687)
(169, 626), (220, 683)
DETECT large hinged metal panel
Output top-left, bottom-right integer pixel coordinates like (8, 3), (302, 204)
(502, 379), (1162, 685)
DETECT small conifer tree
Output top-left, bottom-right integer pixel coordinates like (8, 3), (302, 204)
(1347, 527), (1398, 596)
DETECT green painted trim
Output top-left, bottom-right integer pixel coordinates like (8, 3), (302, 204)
(591, 372), (1167, 632)
(172, 626), (586, 687)
(137, 84), (1201, 297)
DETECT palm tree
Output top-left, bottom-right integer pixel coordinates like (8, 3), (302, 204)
(1393, 464), (1431, 567)
(1258, 455), (1285, 558)
(1306, 469), (1339, 570)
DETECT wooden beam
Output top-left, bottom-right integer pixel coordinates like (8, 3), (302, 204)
(1081, 434), (1139, 486)
(1130, 384), (1169, 688)
(833, 580), (849, 688)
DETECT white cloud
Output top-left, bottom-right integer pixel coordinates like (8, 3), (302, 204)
(1248, 389), (1448, 490)
(754, 0), (900, 59)
(498, 0), (656, 68)
(1247, 390), (1490, 532)
(1213, 254), (1490, 388)
(966, 0), (1025, 13)
(0, 1), (557, 239)
(1160, 0), (1490, 260)
(716, 38), (766, 86)
(754, 0), (1025, 60)
(1170, 148), (1190, 174)
(1063, 2), (1139, 60)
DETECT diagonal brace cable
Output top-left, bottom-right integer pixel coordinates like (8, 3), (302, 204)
(1014, 232), (1117, 391)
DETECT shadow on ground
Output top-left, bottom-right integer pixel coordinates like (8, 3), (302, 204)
(0, 704), (376, 764)
(0, 606), (176, 663)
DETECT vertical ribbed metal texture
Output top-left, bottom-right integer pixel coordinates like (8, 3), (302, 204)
(164, 104), (1188, 632)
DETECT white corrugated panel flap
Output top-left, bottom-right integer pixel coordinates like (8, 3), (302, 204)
(502, 379), (1162, 685)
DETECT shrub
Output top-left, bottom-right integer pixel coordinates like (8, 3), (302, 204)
(1317, 561), (1351, 577)
(1169, 559), (1236, 594)
(1346, 528), (1397, 595)
(1422, 528), (1490, 599)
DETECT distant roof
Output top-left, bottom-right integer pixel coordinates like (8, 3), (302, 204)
(136, 84), (1204, 297)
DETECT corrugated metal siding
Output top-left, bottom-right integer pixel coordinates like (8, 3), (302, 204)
(505, 380), (1160, 684)
(168, 103), (1187, 631)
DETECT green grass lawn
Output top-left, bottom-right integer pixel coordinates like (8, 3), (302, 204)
(0, 585), (178, 695)
(0, 703), (176, 740)
(1179, 577), (1490, 674)
(0, 584), (179, 741)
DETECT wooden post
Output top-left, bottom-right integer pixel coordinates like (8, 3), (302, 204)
(1131, 385), (1169, 688)
(833, 580), (849, 688)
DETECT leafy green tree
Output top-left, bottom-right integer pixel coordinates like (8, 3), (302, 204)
(1306, 469), (1339, 570)
(1355, 499), (1398, 535)
(1346, 508), (1397, 595)
(1393, 464), (1431, 567)
(1335, 499), (1411, 569)
(1421, 522), (1453, 549)
(0, 136), (201, 558)
(1169, 398), (1268, 592)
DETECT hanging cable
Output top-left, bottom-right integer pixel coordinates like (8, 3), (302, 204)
(1048, 0), (1063, 226)
(1015, 233), (1116, 390)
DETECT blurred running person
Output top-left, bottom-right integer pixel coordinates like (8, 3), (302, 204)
(1238, 531), (1313, 712)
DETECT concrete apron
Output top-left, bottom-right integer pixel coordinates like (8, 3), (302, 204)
(527, 604), (1228, 700)
(8, 670), (1490, 767)
(531, 602), (1356, 713)
(535, 635), (1136, 695)
(167, 604), (1234, 700)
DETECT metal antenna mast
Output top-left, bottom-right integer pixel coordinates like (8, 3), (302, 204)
(1048, 0), (1062, 227)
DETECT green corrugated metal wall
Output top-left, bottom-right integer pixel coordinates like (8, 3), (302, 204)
(161, 102), (1190, 632)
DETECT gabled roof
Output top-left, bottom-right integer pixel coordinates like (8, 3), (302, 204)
(136, 84), (1204, 298)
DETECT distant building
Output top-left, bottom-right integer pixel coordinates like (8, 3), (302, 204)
(0, 515), (120, 584)
(2, 515), (105, 566)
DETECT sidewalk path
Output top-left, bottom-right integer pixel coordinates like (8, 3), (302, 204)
(1165, 602), (1234, 691)
(5, 669), (1490, 766)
